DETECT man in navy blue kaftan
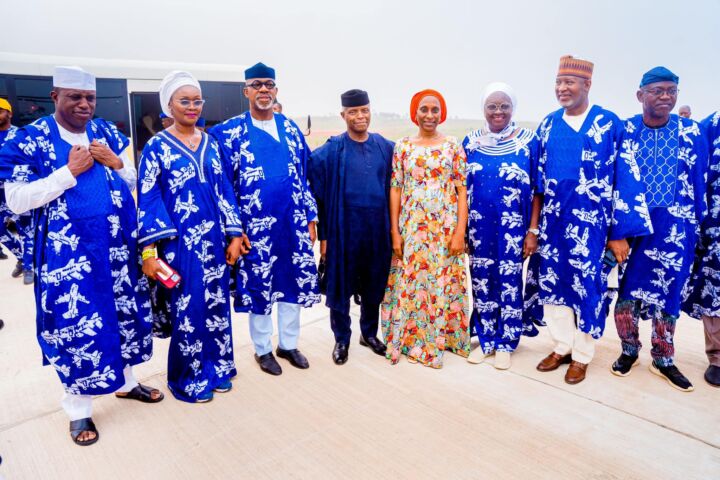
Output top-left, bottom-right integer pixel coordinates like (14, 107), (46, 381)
(210, 63), (320, 376)
(0, 67), (162, 446)
(611, 67), (708, 393)
(524, 56), (652, 385)
(308, 89), (394, 365)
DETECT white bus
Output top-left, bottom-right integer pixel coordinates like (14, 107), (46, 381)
(0, 52), (248, 161)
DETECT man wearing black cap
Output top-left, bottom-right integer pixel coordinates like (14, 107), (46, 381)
(611, 67), (709, 392)
(210, 62), (320, 376)
(308, 90), (394, 364)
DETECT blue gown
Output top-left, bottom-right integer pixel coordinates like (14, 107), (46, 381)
(685, 112), (720, 318)
(618, 115), (707, 316)
(463, 128), (542, 353)
(138, 131), (243, 402)
(0, 125), (28, 266)
(524, 106), (652, 338)
(209, 113), (320, 315)
(308, 132), (394, 312)
(0, 116), (154, 395)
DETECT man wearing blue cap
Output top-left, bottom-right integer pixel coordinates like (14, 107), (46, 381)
(210, 62), (320, 375)
(611, 67), (709, 392)
(308, 89), (394, 365)
(683, 110), (720, 387)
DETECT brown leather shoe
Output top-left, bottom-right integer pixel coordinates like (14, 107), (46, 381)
(536, 352), (572, 372)
(565, 361), (588, 384)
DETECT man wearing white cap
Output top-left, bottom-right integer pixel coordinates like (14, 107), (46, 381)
(0, 66), (163, 446)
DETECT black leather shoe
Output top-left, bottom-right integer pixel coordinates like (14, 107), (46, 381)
(360, 335), (386, 356)
(254, 352), (282, 376)
(332, 343), (349, 365)
(276, 347), (310, 369)
(0, 250), (7, 260)
(705, 365), (720, 387)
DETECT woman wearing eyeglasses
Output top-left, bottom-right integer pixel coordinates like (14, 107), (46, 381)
(462, 83), (543, 370)
(381, 89), (470, 368)
(137, 71), (245, 403)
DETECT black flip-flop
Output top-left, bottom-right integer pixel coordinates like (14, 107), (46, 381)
(115, 384), (165, 403)
(70, 417), (99, 446)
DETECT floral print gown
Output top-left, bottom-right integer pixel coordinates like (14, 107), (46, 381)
(381, 136), (470, 368)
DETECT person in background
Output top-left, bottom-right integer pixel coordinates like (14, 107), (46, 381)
(678, 104), (691, 118)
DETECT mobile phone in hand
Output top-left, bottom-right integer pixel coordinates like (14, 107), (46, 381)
(156, 258), (181, 289)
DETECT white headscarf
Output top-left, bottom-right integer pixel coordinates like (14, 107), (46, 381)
(159, 70), (202, 117)
(477, 82), (518, 147)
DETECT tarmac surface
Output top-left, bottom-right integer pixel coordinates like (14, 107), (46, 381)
(0, 255), (718, 479)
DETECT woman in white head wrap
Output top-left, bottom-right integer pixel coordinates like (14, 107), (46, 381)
(137, 71), (247, 403)
(461, 82), (544, 370)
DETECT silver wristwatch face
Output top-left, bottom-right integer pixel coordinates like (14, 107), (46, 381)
(528, 228), (540, 235)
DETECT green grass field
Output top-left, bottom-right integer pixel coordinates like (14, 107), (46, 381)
(292, 114), (539, 148)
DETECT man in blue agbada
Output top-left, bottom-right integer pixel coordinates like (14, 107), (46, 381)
(210, 62), (320, 376)
(0, 98), (34, 286)
(308, 89), (394, 365)
(612, 67), (708, 392)
(684, 110), (720, 388)
(0, 66), (162, 446)
(524, 55), (652, 385)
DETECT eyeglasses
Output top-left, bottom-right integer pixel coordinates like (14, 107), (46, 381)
(642, 87), (679, 97)
(485, 103), (512, 113)
(247, 81), (277, 90)
(176, 99), (206, 108)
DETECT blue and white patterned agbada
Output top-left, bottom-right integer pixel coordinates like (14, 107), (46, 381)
(463, 128), (542, 353)
(524, 106), (652, 339)
(684, 112), (720, 318)
(138, 131), (243, 402)
(210, 113), (320, 315)
(0, 116), (154, 395)
(617, 115), (708, 316)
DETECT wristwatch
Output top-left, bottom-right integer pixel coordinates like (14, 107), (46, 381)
(528, 228), (540, 236)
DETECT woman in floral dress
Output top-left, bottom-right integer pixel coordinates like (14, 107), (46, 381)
(381, 89), (469, 368)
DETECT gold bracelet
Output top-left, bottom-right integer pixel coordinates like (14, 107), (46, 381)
(142, 248), (158, 261)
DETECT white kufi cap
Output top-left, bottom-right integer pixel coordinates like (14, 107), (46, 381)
(53, 66), (96, 91)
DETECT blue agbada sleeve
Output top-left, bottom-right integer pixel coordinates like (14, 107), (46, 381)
(529, 133), (544, 194)
(92, 119), (130, 155)
(308, 140), (330, 241)
(295, 127), (318, 222)
(690, 122), (710, 226)
(208, 139), (244, 237)
(608, 119), (653, 241)
(0, 126), (42, 184)
(137, 138), (178, 246)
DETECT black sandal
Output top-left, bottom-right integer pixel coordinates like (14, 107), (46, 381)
(115, 384), (165, 403)
(70, 417), (99, 446)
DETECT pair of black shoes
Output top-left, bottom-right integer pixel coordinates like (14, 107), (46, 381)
(332, 336), (386, 365)
(255, 347), (309, 376)
(611, 354), (694, 392)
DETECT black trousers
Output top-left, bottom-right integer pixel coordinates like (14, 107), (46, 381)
(330, 300), (380, 344)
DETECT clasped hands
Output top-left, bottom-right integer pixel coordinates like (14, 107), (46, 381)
(67, 141), (123, 177)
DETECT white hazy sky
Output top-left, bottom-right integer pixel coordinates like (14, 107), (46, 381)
(7, 0), (720, 122)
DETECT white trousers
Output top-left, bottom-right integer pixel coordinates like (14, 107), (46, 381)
(544, 305), (596, 364)
(248, 302), (301, 355)
(61, 365), (138, 421)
